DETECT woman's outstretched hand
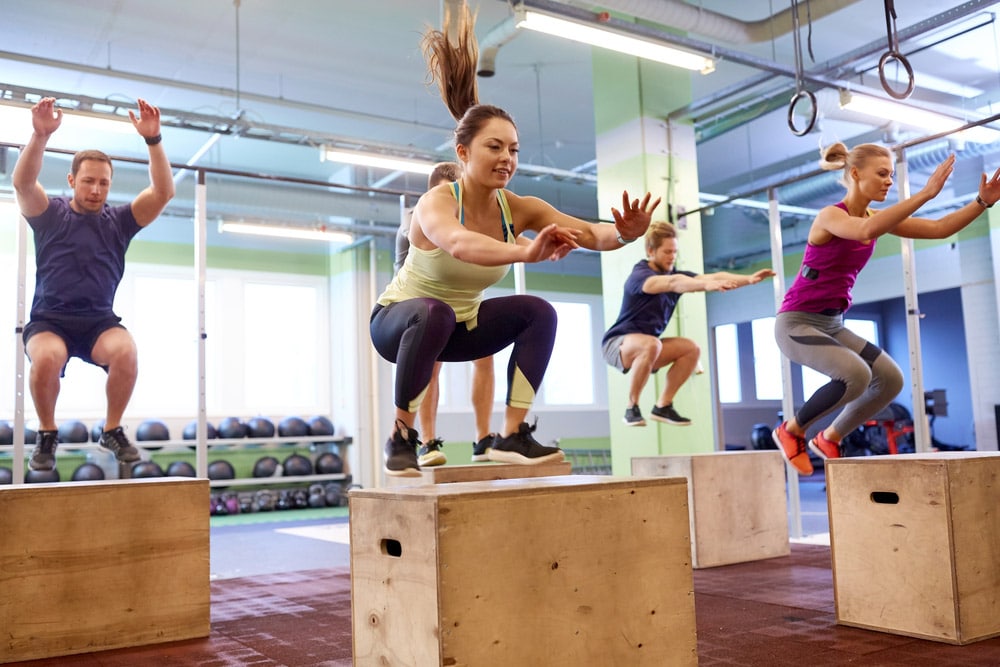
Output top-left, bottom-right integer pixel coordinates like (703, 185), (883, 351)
(611, 190), (662, 242)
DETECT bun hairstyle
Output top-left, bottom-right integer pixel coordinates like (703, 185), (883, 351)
(421, 1), (517, 150)
(819, 142), (891, 188)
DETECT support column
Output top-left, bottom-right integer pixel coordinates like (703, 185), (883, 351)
(593, 52), (713, 475)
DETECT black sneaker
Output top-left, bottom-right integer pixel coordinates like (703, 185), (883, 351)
(650, 404), (691, 426)
(623, 405), (646, 427)
(471, 434), (495, 462)
(488, 421), (564, 465)
(99, 426), (141, 463)
(385, 420), (421, 477)
(417, 437), (447, 467)
(30, 430), (59, 471)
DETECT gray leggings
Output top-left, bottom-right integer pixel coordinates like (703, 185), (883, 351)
(774, 311), (903, 436)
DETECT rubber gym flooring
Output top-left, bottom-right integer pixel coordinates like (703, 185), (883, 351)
(10, 474), (1000, 666)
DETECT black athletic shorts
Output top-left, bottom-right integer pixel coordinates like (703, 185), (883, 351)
(22, 312), (125, 374)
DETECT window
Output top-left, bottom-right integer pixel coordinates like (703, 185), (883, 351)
(752, 317), (782, 400)
(714, 323), (741, 403)
(541, 301), (594, 405)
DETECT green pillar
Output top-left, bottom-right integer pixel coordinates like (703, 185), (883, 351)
(593, 52), (715, 475)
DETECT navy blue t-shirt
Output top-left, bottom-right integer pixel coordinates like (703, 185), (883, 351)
(602, 260), (697, 343)
(28, 197), (141, 318)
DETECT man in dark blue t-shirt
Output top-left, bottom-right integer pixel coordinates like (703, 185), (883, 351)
(13, 96), (175, 471)
(602, 221), (774, 427)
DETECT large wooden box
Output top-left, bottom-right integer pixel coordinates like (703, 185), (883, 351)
(632, 450), (789, 568)
(827, 453), (1000, 644)
(0, 478), (210, 663)
(384, 461), (571, 487)
(350, 475), (697, 666)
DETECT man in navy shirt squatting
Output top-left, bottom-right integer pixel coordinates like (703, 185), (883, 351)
(12, 96), (175, 471)
(602, 221), (775, 427)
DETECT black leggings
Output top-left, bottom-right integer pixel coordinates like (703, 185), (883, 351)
(370, 295), (557, 413)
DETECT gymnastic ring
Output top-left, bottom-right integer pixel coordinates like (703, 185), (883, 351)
(787, 89), (818, 137)
(878, 50), (914, 100)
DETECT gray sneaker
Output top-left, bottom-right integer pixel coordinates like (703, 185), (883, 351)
(488, 421), (564, 465)
(99, 426), (141, 463)
(30, 430), (59, 471)
(417, 437), (447, 467)
(623, 405), (646, 426)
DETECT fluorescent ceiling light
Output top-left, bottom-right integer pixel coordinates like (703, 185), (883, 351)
(321, 146), (434, 175)
(0, 101), (134, 143)
(840, 90), (999, 144)
(514, 6), (715, 74)
(219, 220), (353, 243)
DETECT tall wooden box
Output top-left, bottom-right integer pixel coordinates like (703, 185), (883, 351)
(0, 478), (210, 663)
(384, 460), (572, 487)
(632, 450), (789, 568)
(827, 453), (1000, 644)
(350, 475), (697, 666)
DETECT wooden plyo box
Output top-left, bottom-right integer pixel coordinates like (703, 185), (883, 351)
(827, 452), (1000, 644)
(383, 460), (572, 487)
(0, 478), (210, 664)
(350, 475), (697, 666)
(631, 450), (789, 568)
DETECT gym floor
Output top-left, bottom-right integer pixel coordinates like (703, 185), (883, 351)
(11, 473), (1000, 666)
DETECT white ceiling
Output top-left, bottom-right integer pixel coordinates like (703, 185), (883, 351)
(2, 0), (1000, 268)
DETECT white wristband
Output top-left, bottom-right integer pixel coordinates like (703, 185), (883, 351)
(616, 230), (635, 245)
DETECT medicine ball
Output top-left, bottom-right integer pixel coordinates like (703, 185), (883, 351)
(0, 420), (12, 445)
(24, 425), (37, 443)
(217, 417), (248, 439)
(90, 419), (105, 443)
(136, 419), (170, 450)
(71, 462), (106, 481)
(278, 416), (310, 438)
(750, 423), (775, 450)
(131, 460), (165, 478)
(58, 420), (90, 444)
(252, 455), (281, 478)
(315, 451), (344, 474)
(0, 466), (12, 485)
(307, 415), (335, 437)
(207, 459), (236, 481)
(165, 460), (197, 477)
(182, 420), (218, 440)
(282, 453), (313, 477)
(25, 468), (60, 483)
(246, 416), (276, 439)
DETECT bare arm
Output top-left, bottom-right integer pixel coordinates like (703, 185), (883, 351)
(642, 273), (736, 294)
(412, 186), (578, 266)
(812, 155), (955, 243)
(702, 268), (776, 287)
(128, 98), (176, 227)
(510, 189), (661, 251)
(893, 167), (1000, 239)
(11, 97), (61, 217)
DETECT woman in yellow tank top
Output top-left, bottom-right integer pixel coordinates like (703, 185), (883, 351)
(371, 2), (660, 476)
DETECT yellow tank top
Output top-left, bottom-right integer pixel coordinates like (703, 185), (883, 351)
(377, 183), (516, 328)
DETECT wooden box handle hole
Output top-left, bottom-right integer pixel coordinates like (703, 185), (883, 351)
(870, 491), (899, 504)
(380, 538), (402, 557)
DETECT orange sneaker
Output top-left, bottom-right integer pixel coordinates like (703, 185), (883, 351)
(771, 422), (813, 475)
(808, 431), (841, 461)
